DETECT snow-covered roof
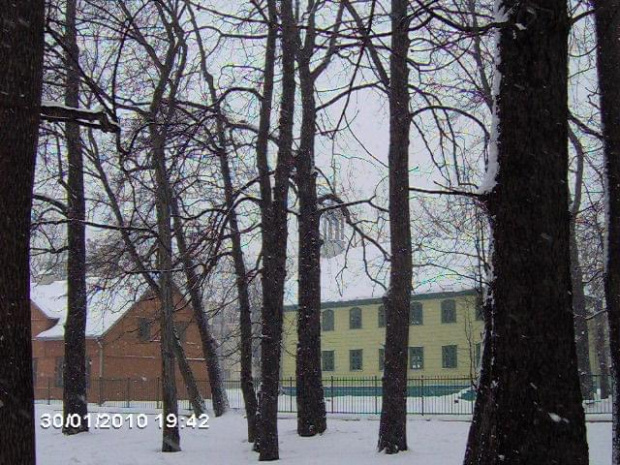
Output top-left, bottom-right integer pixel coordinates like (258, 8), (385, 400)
(284, 243), (480, 307)
(31, 278), (145, 339)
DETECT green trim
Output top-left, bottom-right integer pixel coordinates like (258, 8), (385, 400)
(284, 288), (477, 312)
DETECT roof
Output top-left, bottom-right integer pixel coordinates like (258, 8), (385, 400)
(30, 278), (146, 340)
(284, 243), (481, 308)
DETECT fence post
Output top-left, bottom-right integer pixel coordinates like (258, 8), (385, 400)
(421, 376), (425, 417)
(47, 378), (51, 405)
(374, 375), (378, 414)
(331, 376), (334, 414)
(156, 377), (160, 409)
(289, 377), (293, 412)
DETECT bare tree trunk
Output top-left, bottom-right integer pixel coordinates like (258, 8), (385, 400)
(594, 301), (610, 399)
(463, 299), (493, 465)
(169, 196), (229, 417)
(172, 330), (206, 417)
(217, 151), (257, 436)
(465, 0), (589, 462)
(594, 0), (620, 460)
(569, 219), (594, 399)
(0, 2), (45, 464)
(62, 0), (89, 435)
(295, 2), (327, 438)
(568, 128), (594, 400)
(153, 132), (180, 452)
(258, 0), (296, 460)
(378, 0), (412, 454)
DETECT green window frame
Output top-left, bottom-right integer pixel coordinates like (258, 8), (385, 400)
(409, 347), (424, 370)
(350, 349), (363, 371)
(322, 350), (335, 372)
(350, 307), (362, 329)
(378, 305), (385, 328)
(409, 302), (423, 325)
(322, 309), (335, 331)
(441, 299), (457, 323)
(442, 345), (458, 368)
(475, 295), (484, 321)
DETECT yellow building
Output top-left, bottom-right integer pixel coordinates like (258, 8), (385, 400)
(282, 289), (484, 380)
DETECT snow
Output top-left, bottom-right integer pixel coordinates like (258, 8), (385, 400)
(35, 404), (611, 464)
(478, 0), (510, 194)
(284, 244), (478, 305)
(31, 278), (145, 339)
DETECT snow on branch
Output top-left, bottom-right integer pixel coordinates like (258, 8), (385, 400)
(40, 101), (120, 133)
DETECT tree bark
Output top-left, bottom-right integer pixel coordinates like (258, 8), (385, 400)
(465, 0), (589, 463)
(258, 0), (296, 460)
(0, 1), (45, 463)
(594, 0), (620, 460)
(153, 131), (180, 452)
(377, 0), (412, 454)
(62, 0), (89, 435)
(295, 2), (326, 438)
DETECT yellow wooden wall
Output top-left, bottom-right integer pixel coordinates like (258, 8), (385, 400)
(281, 291), (485, 379)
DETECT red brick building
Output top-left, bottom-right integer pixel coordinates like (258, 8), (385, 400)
(31, 279), (211, 403)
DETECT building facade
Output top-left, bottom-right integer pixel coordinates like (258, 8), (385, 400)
(282, 289), (485, 380)
(31, 280), (212, 402)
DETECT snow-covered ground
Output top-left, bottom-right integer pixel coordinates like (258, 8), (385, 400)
(36, 405), (611, 464)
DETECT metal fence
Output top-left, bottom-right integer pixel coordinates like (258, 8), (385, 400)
(35, 375), (613, 416)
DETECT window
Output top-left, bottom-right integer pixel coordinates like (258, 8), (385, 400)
(322, 309), (334, 332)
(441, 299), (457, 323)
(379, 348), (385, 371)
(138, 318), (152, 341)
(55, 357), (64, 388)
(378, 305), (386, 328)
(442, 345), (458, 368)
(322, 351), (335, 372)
(475, 295), (484, 321)
(409, 302), (423, 325)
(409, 347), (424, 370)
(350, 349), (363, 371)
(475, 342), (482, 367)
(349, 307), (362, 329)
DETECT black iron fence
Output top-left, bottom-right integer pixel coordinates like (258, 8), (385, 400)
(35, 375), (613, 416)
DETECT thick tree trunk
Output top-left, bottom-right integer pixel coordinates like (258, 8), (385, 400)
(153, 134), (180, 453)
(295, 12), (326, 438)
(463, 299), (493, 465)
(377, 0), (412, 454)
(252, 0), (277, 452)
(258, 0), (296, 460)
(465, 1), (589, 463)
(594, 0), (620, 461)
(170, 195), (229, 417)
(0, 1), (45, 464)
(62, 0), (89, 435)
